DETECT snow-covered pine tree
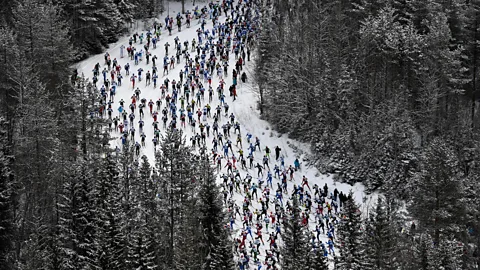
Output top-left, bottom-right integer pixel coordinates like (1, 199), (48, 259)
(66, 77), (109, 156)
(61, 0), (105, 57)
(0, 118), (15, 270)
(18, 214), (63, 270)
(94, 155), (127, 270)
(117, 142), (138, 263)
(254, 0), (282, 116)
(61, 0), (132, 58)
(174, 195), (203, 270)
(0, 28), (22, 146)
(15, 69), (60, 208)
(409, 138), (465, 244)
(13, 0), (73, 97)
(127, 155), (158, 270)
(308, 247), (328, 270)
(417, 233), (432, 270)
(13, 68), (65, 270)
(130, 0), (156, 22)
(406, 232), (464, 270)
(281, 195), (311, 270)
(459, 0), (480, 130)
(335, 191), (365, 270)
(209, 233), (236, 270)
(425, 237), (464, 270)
(463, 149), (480, 269)
(362, 197), (397, 270)
(115, 0), (135, 27)
(197, 149), (235, 270)
(155, 129), (197, 269)
(0, 0), (15, 25)
(93, 0), (124, 44)
(13, 0), (49, 61)
(58, 158), (99, 270)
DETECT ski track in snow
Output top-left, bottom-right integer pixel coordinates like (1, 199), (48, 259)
(77, 2), (375, 268)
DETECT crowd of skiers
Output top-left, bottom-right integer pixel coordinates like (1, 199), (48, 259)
(84, 0), (348, 269)
(221, 145), (349, 269)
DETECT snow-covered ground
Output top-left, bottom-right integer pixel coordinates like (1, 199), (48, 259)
(77, 1), (374, 267)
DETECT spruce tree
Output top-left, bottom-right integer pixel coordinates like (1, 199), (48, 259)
(61, 0), (132, 58)
(426, 237), (463, 270)
(128, 155), (158, 270)
(409, 138), (465, 244)
(464, 156), (480, 269)
(14, 68), (64, 270)
(175, 197), (203, 270)
(13, 0), (73, 95)
(118, 142), (138, 260)
(335, 192), (364, 270)
(198, 150), (235, 270)
(94, 155), (126, 270)
(362, 197), (397, 270)
(58, 158), (98, 270)
(308, 247), (328, 270)
(0, 118), (15, 270)
(0, 28), (21, 145)
(155, 129), (197, 269)
(281, 196), (311, 270)
(460, 0), (480, 130)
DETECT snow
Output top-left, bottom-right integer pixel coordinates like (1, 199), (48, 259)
(76, 1), (375, 268)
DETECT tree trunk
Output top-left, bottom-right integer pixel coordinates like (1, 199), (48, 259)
(259, 85), (264, 115)
(472, 16), (478, 132)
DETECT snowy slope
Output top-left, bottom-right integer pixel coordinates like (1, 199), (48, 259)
(76, 1), (375, 268)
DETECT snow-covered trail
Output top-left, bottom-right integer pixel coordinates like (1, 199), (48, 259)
(77, 1), (374, 267)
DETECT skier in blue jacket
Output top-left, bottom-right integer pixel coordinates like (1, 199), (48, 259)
(294, 158), (300, 171)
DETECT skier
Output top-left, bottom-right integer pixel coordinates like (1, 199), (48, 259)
(255, 163), (264, 177)
(274, 146), (281, 160)
(294, 158), (301, 171)
(165, 42), (170, 55)
(125, 63), (130, 75)
(131, 74), (137, 88)
(120, 45), (125, 58)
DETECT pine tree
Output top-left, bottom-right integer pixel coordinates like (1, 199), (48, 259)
(335, 192), (364, 270)
(197, 151), (235, 270)
(409, 138), (465, 244)
(155, 129), (197, 269)
(14, 68), (64, 270)
(18, 214), (62, 270)
(58, 158), (98, 270)
(281, 196), (311, 270)
(175, 197), (203, 270)
(94, 0), (124, 44)
(0, 0), (16, 25)
(362, 197), (397, 270)
(128, 155), (158, 270)
(464, 152), (480, 269)
(94, 155), (127, 270)
(308, 247), (328, 270)
(0, 27), (22, 147)
(13, 0), (73, 95)
(61, 0), (135, 59)
(56, 73), (109, 270)
(118, 142), (138, 262)
(460, 0), (480, 130)
(0, 118), (15, 270)
(15, 69), (60, 207)
(426, 237), (463, 270)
